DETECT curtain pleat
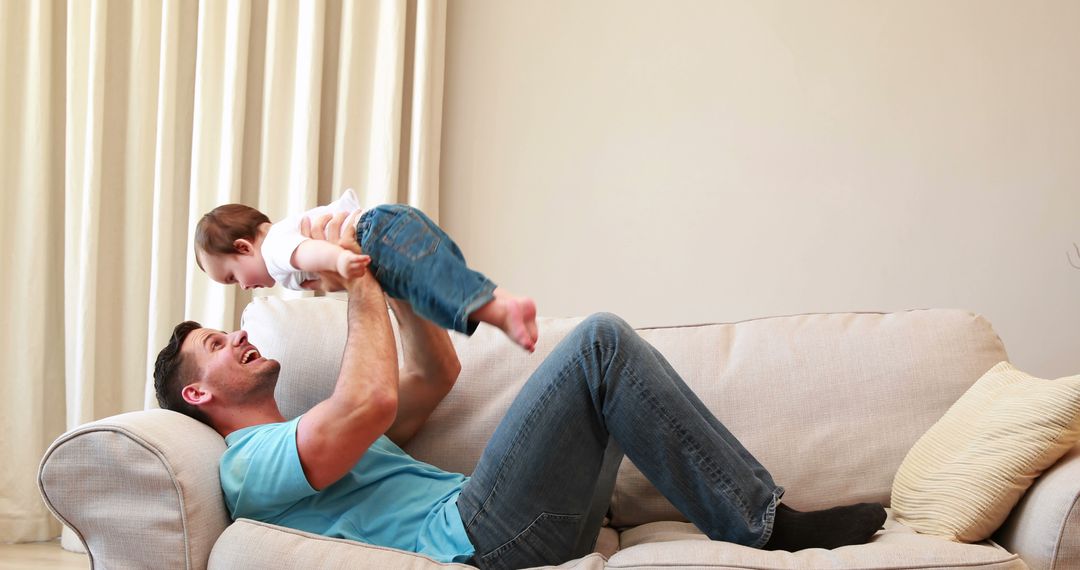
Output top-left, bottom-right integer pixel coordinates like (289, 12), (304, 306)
(1, 0), (446, 544)
(407, 0), (445, 220)
(64, 0), (105, 429)
(0, 0), (68, 544)
(185, 0), (251, 331)
(143, 0), (199, 407)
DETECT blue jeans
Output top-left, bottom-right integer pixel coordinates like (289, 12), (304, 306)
(356, 204), (496, 334)
(457, 313), (783, 570)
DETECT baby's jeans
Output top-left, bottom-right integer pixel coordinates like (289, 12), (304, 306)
(356, 204), (497, 334)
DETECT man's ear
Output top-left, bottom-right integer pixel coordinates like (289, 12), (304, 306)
(233, 238), (255, 255)
(181, 383), (212, 407)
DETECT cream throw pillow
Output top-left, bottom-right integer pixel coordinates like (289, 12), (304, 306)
(891, 361), (1080, 542)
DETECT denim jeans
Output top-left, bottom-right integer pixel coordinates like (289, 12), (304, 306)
(356, 204), (496, 334)
(457, 313), (783, 570)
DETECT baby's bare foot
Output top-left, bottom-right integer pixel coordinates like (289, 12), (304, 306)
(503, 297), (538, 352)
(471, 290), (538, 352)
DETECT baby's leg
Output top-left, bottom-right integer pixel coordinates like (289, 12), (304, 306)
(469, 288), (539, 352)
(356, 204), (538, 351)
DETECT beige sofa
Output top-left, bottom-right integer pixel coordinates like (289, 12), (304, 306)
(38, 298), (1080, 569)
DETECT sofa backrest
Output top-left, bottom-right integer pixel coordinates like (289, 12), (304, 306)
(242, 298), (1007, 528)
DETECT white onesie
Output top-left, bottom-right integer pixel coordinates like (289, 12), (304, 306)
(260, 188), (362, 291)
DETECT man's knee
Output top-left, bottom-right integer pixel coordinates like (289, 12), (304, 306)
(580, 312), (634, 344)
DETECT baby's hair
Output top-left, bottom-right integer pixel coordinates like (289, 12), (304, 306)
(194, 204), (271, 270)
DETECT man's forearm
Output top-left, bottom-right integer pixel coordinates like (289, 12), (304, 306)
(293, 273), (398, 491)
(335, 275), (398, 404)
(388, 297), (460, 384)
(379, 298), (461, 446)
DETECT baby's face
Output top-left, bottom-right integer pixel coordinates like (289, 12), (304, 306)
(200, 249), (275, 290)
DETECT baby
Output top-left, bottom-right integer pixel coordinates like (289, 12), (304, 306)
(194, 189), (538, 351)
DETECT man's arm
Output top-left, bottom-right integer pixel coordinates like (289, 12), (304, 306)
(300, 210), (462, 448)
(383, 297), (462, 447)
(294, 268), (398, 490)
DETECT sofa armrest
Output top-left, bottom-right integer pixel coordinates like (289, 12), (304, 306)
(38, 409), (231, 570)
(994, 443), (1080, 570)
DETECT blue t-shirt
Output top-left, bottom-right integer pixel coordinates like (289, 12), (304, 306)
(220, 417), (475, 563)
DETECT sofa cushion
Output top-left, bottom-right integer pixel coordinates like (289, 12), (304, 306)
(208, 519), (609, 569)
(892, 361), (1080, 542)
(609, 512), (1025, 569)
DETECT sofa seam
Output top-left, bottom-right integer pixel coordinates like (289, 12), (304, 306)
(39, 424), (197, 570)
(635, 307), (953, 331)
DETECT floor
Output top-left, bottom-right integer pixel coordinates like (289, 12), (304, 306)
(0, 540), (87, 570)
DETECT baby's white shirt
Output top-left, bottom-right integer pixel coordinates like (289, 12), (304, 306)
(261, 188), (363, 291)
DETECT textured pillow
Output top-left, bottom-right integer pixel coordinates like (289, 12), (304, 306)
(891, 361), (1080, 542)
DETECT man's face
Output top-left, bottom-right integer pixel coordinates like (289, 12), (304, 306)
(180, 328), (281, 407)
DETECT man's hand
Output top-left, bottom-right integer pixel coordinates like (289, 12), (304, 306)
(300, 210), (369, 292)
(302, 210), (364, 249)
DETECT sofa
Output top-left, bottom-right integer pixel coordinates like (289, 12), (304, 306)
(38, 297), (1080, 569)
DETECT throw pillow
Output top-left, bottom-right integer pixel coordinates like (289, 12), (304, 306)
(891, 361), (1080, 542)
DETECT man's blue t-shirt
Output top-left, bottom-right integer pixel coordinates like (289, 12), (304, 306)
(220, 417), (475, 563)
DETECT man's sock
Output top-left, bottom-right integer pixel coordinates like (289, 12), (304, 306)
(762, 502), (887, 551)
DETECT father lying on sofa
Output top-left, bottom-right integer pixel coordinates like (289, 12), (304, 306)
(152, 216), (887, 570)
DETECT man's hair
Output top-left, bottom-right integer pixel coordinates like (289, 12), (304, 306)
(193, 204), (270, 270)
(154, 320), (212, 426)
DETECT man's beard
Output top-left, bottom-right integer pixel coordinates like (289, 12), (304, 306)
(231, 360), (282, 401)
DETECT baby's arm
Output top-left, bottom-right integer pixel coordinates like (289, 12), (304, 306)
(291, 239), (370, 280)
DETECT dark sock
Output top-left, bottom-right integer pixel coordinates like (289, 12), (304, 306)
(762, 502), (887, 552)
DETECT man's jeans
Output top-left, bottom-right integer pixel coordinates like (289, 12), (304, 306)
(457, 313), (783, 570)
(356, 204), (496, 335)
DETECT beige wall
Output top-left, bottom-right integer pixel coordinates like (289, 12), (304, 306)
(439, 0), (1080, 378)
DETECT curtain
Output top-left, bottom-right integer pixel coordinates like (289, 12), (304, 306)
(0, 0), (446, 544)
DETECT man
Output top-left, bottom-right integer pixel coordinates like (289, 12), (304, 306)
(154, 214), (886, 570)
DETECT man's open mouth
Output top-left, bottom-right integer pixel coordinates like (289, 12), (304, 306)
(241, 348), (260, 364)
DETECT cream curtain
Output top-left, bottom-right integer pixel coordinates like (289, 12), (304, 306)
(0, 0), (446, 544)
